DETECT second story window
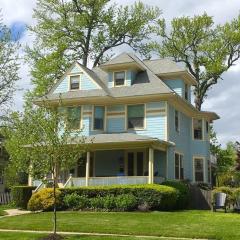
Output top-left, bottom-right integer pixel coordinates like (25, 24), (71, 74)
(175, 110), (180, 132)
(193, 118), (203, 140)
(93, 106), (105, 130)
(67, 106), (81, 130)
(127, 104), (145, 129)
(70, 75), (80, 90)
(114, 71), (125, 86)
(185, 84), (189, 100)
(175, 153), (184, 180)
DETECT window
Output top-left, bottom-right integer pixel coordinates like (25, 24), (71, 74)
(194, 158), (204, 182)
(93, 106), (105, 130)
(175, 153), (184, 180)
(206, 121), (209, 134)
(114, 71), (125, 86)
(175, 110), (180, 132)
(185, 84), (189, 100)
(127, 104), (145, 129)
(67, 106), (81, 130)
(70, 75), (80, 90)
(193, 118), (203, 140)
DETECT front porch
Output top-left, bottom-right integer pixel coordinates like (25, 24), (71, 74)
(32, 133), (172, 189)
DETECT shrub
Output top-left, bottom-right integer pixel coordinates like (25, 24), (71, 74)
(212, 186), (235, 206)
(63, 193), (89, 210)
(90, 196), (104, 210)
(12, 186), (36, 209)
(102, 195), (116, 210)
(162, 180), (190, 209)
(28, 188), (61, 211)
(115, 194), (137, 211)
(60, 184), (178, 211)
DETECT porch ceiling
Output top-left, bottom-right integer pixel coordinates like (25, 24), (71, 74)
(70, 133), (175, 151)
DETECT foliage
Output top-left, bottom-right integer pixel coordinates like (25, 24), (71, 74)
(28, 188), (62, 211)
(102, 195), (116, 210)
(60, 184), (178, 211)
(115, 194), (137, 211)
(11, 186), (36, 209)
(1, 104), (86, 234)
(162, 180), (190, 209)
(63, 193), (89, 210)
(0, 14), (19, 109)
(89, 196), (104, 210)
(148, 13), (240, 110)
(26, 0), (161, 96)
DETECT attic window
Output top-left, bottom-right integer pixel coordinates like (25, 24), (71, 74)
(114, 71), (125, 86)
(70, 75), (80, 90)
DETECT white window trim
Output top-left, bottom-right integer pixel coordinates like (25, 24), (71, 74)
(69, 73), (82, 91)
(174, 151), (184, 180)
(192, 118), (204, 141)
(113, 70), (127, 87)
(193, 156), (206, 183)
(126, 103), (146, 131)
(91, 105), (106, 131)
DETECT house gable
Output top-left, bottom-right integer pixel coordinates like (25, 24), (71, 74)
(52, 62), (101, 94)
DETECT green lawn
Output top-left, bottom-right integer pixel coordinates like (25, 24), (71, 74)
(0, 232), (172, 240)
(0, 210), (239, 239)
(0, 205), (12, 216)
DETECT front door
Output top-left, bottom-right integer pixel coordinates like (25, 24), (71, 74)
(126, 150), (146, 176)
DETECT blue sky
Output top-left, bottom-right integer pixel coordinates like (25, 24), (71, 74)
(0, 0), (240, 146)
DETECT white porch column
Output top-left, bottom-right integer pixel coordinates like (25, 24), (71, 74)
(28, 163), (33, 186)
(86, 151), (90, 186)
(148, 148), (154, 184)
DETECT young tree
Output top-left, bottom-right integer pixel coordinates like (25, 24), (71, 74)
(0, 15), (19, 110)
(26, 0), (161, 96)
(2, 104), (86, 237)
(148, 13), (240, 110)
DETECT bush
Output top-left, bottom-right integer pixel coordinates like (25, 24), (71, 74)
(12, 186), (36, 209)
(60, 184), (178, 211)
(90, 196), (104, 210)
(63, 193), (89, 210)
(162, 180), (190, 209)
(28, 188), (61, 211)
(115, 194), (137, 211)
(102, 195), (116, 210)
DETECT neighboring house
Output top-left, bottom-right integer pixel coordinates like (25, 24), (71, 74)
(33, 52), (219, 188)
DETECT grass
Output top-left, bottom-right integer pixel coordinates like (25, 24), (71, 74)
(0, 205), (12, 216)
(0, 232), (173, 240)
(0, 210), (240, 239)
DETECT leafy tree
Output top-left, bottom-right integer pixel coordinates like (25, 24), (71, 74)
(148, 13), (240, 110)
(215, 142), (237, 186)
(2, 104), (86, 237)
(26, 0), (161, 96)
(0, 15), (19, 110)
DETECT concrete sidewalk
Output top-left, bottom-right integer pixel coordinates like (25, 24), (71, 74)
(0, 229), (214, 240)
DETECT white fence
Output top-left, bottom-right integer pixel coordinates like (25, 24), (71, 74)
(0, 192), (12, 205)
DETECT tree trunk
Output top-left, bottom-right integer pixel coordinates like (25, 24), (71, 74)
(194, 90), (203, 111)
(53, 164), (57, 235)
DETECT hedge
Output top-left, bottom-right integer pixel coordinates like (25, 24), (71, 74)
(162, 180), (190, 209)
(60, 184), (178, 210)
(12, 186), (36, 209)
(28, 184), (178, 211)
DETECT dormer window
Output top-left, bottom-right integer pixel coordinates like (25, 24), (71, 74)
(114, 71), (125, 86)
(70, 75), (80, 90)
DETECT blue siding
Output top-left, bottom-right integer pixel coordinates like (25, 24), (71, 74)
(164, 79), (184, 97)
(167, 103), (210, 182)
(53, 63), (99, 94)
(54, 76), (68, 93)
(107, 118), (125, 133)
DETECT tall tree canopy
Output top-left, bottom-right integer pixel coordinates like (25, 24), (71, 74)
(148, 13), (240, 110)
(0, 16), (19, 110)
(27, 0), (161, 96)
